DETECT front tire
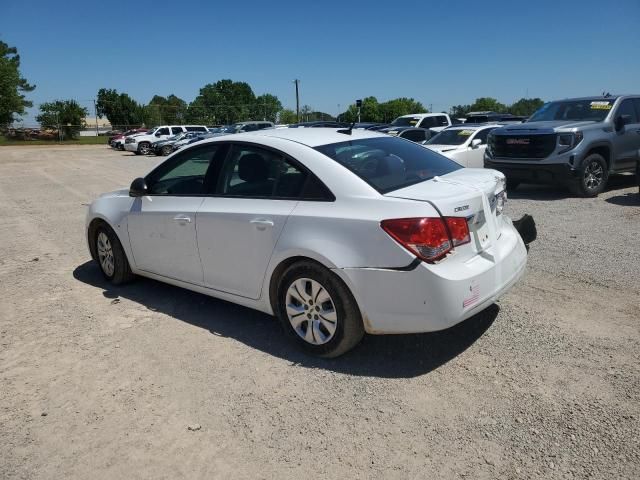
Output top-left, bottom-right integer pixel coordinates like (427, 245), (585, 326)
(161, 145), (173, 156)
(277, 261), (364, 358)
(94, 224), (134, 285)
(570, 153), (608, 197)
(138, 142), (151, 155)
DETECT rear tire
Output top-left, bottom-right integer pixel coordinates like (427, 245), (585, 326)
(570, 153), (608, 197)
(93, 224), (134, 285)
(277, 261), (364, 358)
(161, 145), (173, 156)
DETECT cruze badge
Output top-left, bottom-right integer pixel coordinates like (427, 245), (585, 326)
(506, 138), (530, 145)
(454, 205), (470, 212)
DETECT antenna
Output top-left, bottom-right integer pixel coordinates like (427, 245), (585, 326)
(338, 118), (356, 136)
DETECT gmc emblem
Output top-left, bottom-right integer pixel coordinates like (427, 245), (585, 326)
(506, 138), (530, 145)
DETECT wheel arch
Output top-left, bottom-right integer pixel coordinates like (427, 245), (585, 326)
(583, 142), (612, 170)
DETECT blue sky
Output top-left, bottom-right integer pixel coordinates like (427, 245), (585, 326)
(2, 0), (639, 124)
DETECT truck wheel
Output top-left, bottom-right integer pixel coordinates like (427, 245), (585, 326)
(161, 145), (173, 156)
(571, 154), (608, 197)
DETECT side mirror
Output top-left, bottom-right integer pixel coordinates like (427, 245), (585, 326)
(129, 177), (148, 197)
(615, 115), (631, 132)
(471, 139), (482, 149)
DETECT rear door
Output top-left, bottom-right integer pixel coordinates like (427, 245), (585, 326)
(196, 143), (308, 299)
(127, 144), (222, 284)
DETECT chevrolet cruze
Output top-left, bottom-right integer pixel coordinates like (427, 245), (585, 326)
(87, 128), (530, 357)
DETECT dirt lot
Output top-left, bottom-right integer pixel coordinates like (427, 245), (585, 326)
(1, 145), (639, 479)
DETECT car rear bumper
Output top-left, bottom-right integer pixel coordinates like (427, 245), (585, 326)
(337, 216), (528, 334)
(484, 158), (580, 185)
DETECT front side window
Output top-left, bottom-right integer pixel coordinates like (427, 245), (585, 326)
(419, 117), (438, 128)
(315, 136), (461, 194)
(146, 145), (219, 195)
(217, 145), (307, 198)
(616, 99), (639, 123)
(391, 116), (421, 127)
(156, 127), (170, 136)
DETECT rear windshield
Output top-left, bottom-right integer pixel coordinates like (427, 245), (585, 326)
(315, 137), (461, 194)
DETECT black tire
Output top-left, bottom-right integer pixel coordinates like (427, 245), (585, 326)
(506, 179), (520, 191)
(138, 142), (150, 155)
(117, 144), (124, 151)
(570, 153), (609, 197)
(93, 224), (134, 285)
(161, 145), (173, 156)
(277, 261), (364, 358)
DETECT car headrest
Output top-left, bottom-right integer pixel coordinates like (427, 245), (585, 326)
(238, 153), (269, 182)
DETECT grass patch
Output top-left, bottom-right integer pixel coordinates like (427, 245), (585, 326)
(0, 136), (109, 146)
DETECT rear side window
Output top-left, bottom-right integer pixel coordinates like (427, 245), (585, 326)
(315, 137), (462, 194)
(419, 117), (438, 128)
(171, 127), (183, 134)
(435, 115), (449, 126)
(185, 126), (207, 132)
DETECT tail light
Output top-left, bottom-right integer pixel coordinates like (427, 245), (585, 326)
(381, 217), (470, 262)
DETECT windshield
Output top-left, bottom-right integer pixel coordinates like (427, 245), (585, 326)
(391, 116), (421, 127)
(426, 129), (474, 146)
(315, 137), (461, 194)
(220, 125), (239, 133)
(528, 99), (615, 122)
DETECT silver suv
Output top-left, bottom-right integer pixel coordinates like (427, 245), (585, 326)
(485, 95), (640, 196)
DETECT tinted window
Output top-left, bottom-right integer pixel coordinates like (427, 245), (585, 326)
(185, 126), (207, 132)
(427, 129), (474, 146)
(616, 99), (638, 123)
(391, 116), (421, 127)
(217, 145), (307, 198)
(315, 137), (462, 194)
(147, 145), (219, 195)
(419, 117), (438, 128)
(465, 116), (489, 124)
(435, 115), (449, 126)
(473, 127), (496, 144)
(156, 127), (170, 135)
(171, 127), (183, 134)
(634, 99), (640, 120)
(400, 129), (427, 143)
(528, 99), (615, 122)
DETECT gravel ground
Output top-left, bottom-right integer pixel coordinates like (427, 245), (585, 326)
(0, 145), (638, 479)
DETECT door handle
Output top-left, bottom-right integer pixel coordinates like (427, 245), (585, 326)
(173, 215), (192, 223)
(250, 219), (274, 230)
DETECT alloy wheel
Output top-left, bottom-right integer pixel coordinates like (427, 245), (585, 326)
(584, 161), (604, 190)
(285, 278), (337, 345)
(139, 143), (150, 155)
(96, 232), (115, 277)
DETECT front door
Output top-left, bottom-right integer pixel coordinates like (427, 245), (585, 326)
(612, 98), (640, 171)
(127, 144), (221, 284)
(197, 144), (308, 299)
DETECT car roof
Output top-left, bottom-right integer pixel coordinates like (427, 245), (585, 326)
(397, 113), (446, 118)
(443, 123), (503, 131)
(200, 127), (385, 147)
(548, 95), (623, 102)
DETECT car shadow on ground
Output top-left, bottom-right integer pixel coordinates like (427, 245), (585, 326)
(73, 261), (497, 379)
(508, 174), (638, 201)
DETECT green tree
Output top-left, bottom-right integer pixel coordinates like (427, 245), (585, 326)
(379, 97), (427, 122)
(36, 100), (88, 139)
(252, 93), (282, 122)
(341, 96), (382, 123)
(96, 88), (145, 128)
(468, 97), (507, 113)
(278, 108), (298, 124)
(146, 94), (188, 125)
(509, 97), (545, 116)
(450, 104), (471, 118)
(188, 79), (256, 125)
(0, 40), (36, 126)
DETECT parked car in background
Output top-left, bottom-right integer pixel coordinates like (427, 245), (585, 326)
(425, 124), (500, 168)
(110, 128), (148, 150)
(465, 112), (525, 124)
(354, 123), (390, 130)
(220, 121), (275, 133)
(124, 125), (208, 155)
(380, 126), (434, 143)
(288, 121), (349, 128)
(86, 128), (532, 357)
(151, 132), (203, 156)
(485, 95), (640, 196)
(389, 113), (454, 132)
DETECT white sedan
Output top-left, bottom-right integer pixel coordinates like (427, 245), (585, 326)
(424, 124), (501, 168)
(86, 128), (532, 357)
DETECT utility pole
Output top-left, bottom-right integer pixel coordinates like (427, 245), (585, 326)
(337, 104), (340, 122)
(93, 99), (99, 137)
(429, 103), (433, 113)
(293, 79), (300, 122)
